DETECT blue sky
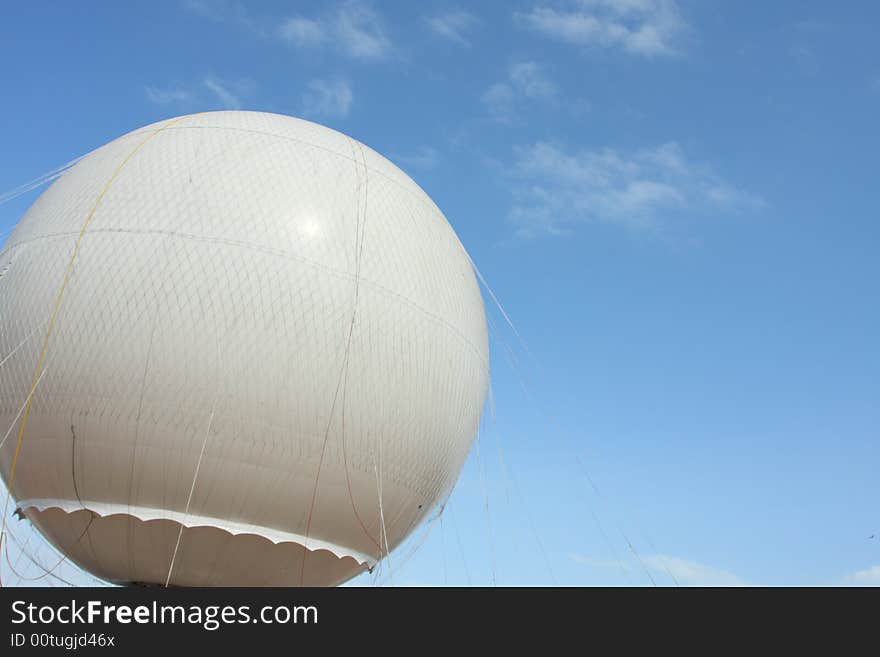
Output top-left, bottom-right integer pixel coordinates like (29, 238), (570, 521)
(1, 0), (879, 586)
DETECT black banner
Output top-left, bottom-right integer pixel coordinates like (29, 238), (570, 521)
(0, 586), (873, 651)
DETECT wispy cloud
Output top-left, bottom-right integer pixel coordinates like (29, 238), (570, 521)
(301, 79), (354, 119)
(642, 555), (749, 586)
(508, 140), (763, 238)
(842, 564), (880, 586)
(278, 16), (325, 48)
(187, 1), (391, 60)
(569, 553), (633, 571)
(390, 146), (439, 171)
(144, 85), (194, 105)
(336, 1), (390, 58)
(510, 61), (559, 100)
(144, 77), (250, 110)
(278, 2), (391, 60)
(482, 61), (558, 123)
(203, 76), (243, 109)
(517, 0), (686, 57)
(571, 552), (749, 586)
(426, 10), (478, 47)
(182, 0), (265, 36)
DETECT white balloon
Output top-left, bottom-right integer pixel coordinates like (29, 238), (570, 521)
(0, 111), (489, 586)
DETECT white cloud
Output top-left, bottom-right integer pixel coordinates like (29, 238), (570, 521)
(203, 77), (243, 109)
(569, 553), (633, 571)
(278, 16), (325, 47)
(508, 140), (762, 237)
(510, 61), (558, 100)
(144, 85), (193, 105)
(144, 77), (249, 109)
(426, 10), (478, 47)
(183, 0), (238, 21)
(842, 564), (880, 586)
(279, 2), (390, 60)
(517, 0), (686, 57)
(482, 82), (514, 111)
(183, 0), (265, 36)
(336, 1), (391, 59)
(482, 61), (558, 122)
(642, 555), (749, 586)
(391, 147), (439, 170)
(187, 1), (392, 61)
(302, 79), (354, 119)
(571, 552), (749, 586)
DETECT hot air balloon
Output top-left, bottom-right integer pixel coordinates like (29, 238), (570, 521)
(0, 111), (489, 586)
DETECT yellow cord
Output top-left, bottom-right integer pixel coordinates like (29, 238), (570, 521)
(0, 114), (197, 582)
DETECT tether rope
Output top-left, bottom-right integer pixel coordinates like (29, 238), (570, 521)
(0, 114), (197, 587)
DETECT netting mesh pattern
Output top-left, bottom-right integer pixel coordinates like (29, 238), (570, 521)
(0, 111), (489, 585)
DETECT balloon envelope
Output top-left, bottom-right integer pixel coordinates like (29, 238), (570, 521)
(0, 111), (489, 586)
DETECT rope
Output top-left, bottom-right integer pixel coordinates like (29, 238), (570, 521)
(474, 428), (497, 586)
(483, 315), (558, 583)
(475, 254), (676, 586)
(0, 493), (105, 587)
(466, 254), (533, 363)
(339, 330), (381, 554)
(124, 300), (159, 581)
(9, 529), (33, 586)
(496, 440), (557, 584)
(164, 333), (221, 587)
(372, 445), (393, 586)
(572, 455), (634, 585)
(0, 366), (49, 451)
(1, 507), (98, 586)
(163, 399), (217, 586)
(0, 326), (39, 370)
(0, 114), (197, 586)
(3, 534), (76, 586)
(3, 525), (72, 583)
(440, 514), (447, 585)
(373, 496), (448, 586)
(449, 502), (471, 586)
(69, 423), (99, 564)
(299, 137), (371, 585)
(0, 155), (85, 206)
(574, 456), (656, 586)
(338, 139), (383, 560)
